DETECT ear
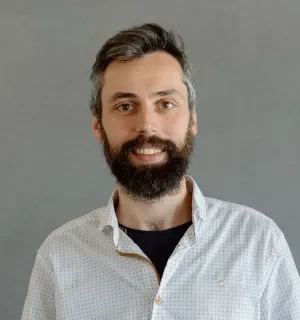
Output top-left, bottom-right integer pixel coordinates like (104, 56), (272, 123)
(190, 111), (197, 136)
(92, 116), (103, 143)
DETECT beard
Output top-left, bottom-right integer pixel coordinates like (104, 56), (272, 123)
(99, 120), (195, 201)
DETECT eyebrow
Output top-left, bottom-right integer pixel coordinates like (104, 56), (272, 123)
(109, 89), (184, 103)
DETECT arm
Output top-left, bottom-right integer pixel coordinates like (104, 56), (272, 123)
(21, 251), (55, 320)
(260, 234), (300, 319)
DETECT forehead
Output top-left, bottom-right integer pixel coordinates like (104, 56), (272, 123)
(101, 51), (188, 100)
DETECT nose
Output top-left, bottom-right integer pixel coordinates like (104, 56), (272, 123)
(134, 107), (157, 135)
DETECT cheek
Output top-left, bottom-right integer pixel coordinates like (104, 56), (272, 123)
(102, 121), (131, 150)
(163, 114), (190, 138)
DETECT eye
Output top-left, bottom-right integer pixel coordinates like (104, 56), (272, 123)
(159, 101), (175, 110)
(117, 103), (134, 112)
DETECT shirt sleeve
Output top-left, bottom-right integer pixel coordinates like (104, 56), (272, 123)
(21, 251), (56, 320)
(260, 233), (300, 319)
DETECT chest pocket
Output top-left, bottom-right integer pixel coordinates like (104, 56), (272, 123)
(194, 273), (259, 319)
(167, 269), (259, 320)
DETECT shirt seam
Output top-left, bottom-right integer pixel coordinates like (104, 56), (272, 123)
(36, 249), (55, 277)
(258, 231), (285, 299)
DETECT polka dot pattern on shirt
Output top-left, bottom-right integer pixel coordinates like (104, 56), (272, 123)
(22, 176), (300, 319)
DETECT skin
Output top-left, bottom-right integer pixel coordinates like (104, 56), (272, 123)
(92, 51), (197, 231)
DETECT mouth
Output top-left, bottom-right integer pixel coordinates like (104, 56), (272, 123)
(130, 147), (166, 164)
(134, 147), (163, 155)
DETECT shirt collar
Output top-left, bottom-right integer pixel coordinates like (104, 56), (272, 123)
(99, 175), (207, 236)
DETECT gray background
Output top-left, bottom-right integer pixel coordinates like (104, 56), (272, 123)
(1, 0), (299, 318)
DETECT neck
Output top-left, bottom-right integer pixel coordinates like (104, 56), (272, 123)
(115, 177), (193, 231)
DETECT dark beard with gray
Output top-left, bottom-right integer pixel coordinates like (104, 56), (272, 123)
(100, 124), (195, 201)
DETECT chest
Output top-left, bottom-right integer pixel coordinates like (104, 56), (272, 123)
(53, 245), (261, 320)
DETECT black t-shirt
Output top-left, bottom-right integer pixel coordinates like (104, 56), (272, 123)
(118, 220), (193, 279)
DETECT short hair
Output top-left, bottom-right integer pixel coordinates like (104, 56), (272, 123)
(89, 23), (196, 120)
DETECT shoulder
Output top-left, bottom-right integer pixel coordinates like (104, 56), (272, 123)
(204, 196), (284, 254)
(205, 196), (281, 231)
(36, 206), (107, 258)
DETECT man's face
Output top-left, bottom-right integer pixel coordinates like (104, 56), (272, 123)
(92, 51), (197, 200)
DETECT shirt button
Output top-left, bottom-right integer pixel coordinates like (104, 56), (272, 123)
(155, 296), (162, 305)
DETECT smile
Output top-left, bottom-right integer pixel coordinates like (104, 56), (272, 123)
(130, 149), (166, 164)
(134, 148), (162, 155)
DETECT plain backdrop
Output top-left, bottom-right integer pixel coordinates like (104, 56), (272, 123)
(1, 0), (299, 319)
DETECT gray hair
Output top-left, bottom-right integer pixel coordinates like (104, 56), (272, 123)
(89, 23), (196, 120)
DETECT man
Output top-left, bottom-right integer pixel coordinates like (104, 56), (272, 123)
(22, 23), (300, 319)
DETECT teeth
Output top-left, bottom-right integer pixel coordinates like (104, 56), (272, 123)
(135, 148), (162, 155)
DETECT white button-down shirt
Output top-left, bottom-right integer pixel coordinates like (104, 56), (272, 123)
(22, 176), (300, 319)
